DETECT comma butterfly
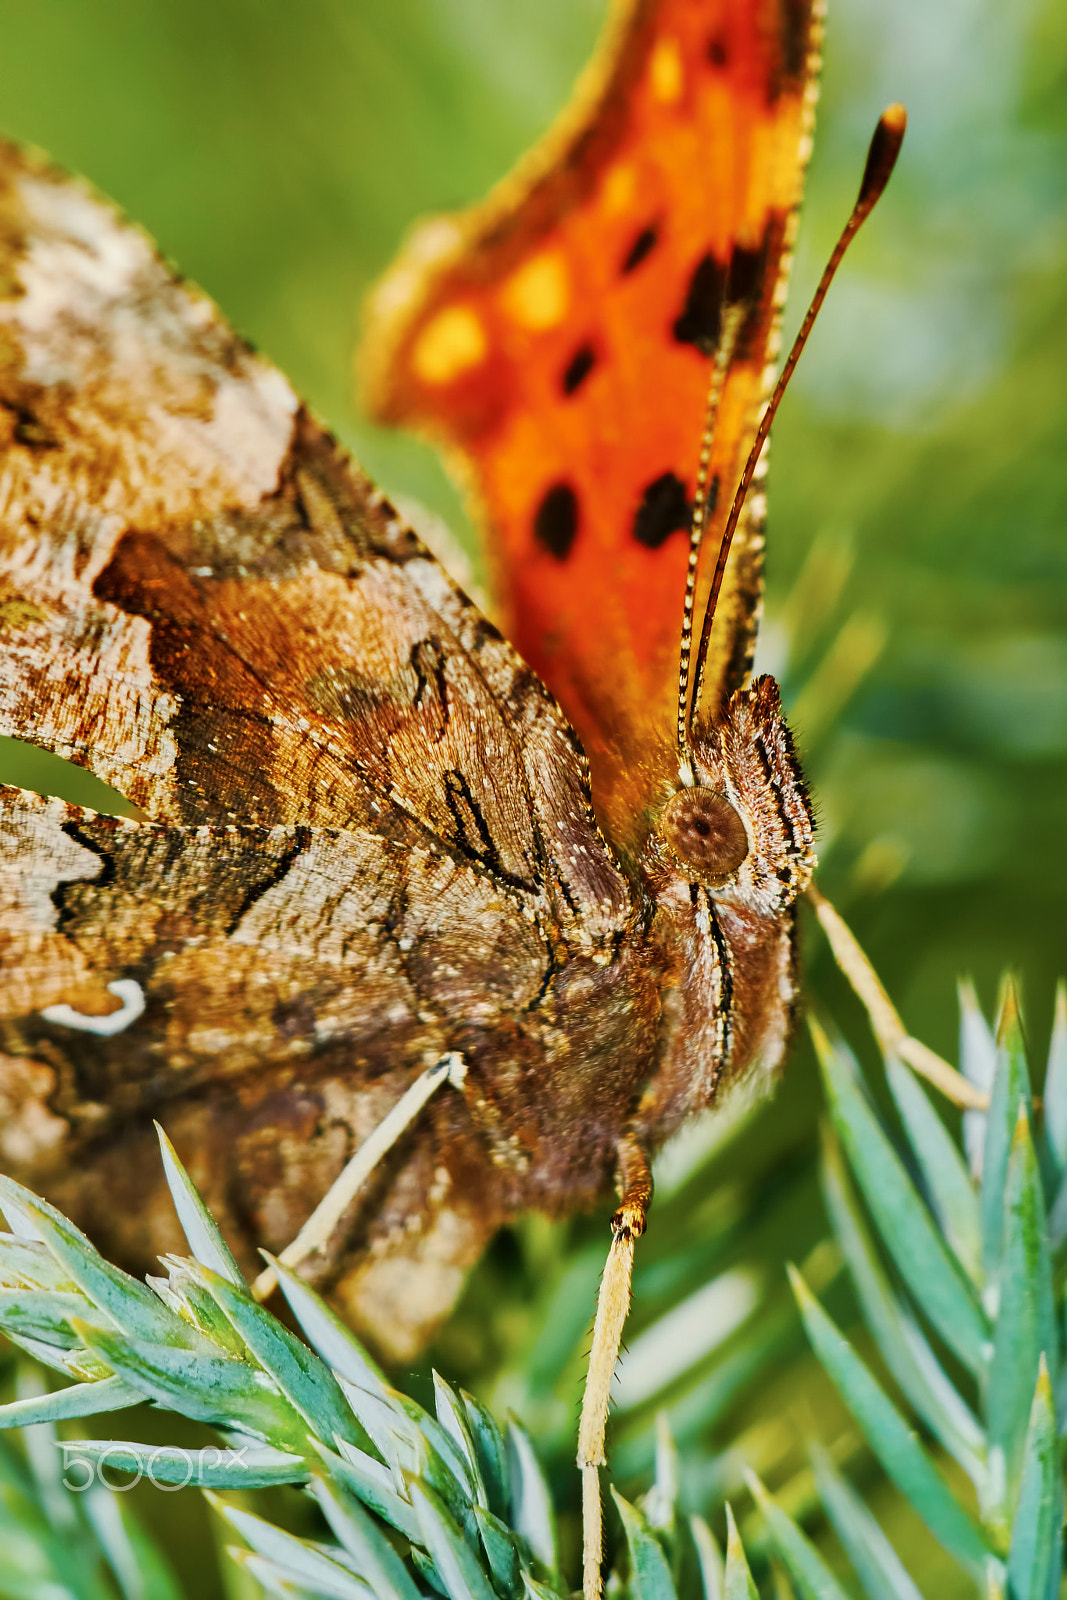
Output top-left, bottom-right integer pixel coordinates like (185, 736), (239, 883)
(0, 7), (907, 1551)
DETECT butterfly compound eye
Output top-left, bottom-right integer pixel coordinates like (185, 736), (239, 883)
(659, 787), (749, 882)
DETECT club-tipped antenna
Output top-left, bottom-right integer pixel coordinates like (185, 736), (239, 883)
(680, 103), (907, 754)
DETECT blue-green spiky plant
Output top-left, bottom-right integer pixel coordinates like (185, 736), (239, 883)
(0, 980), (1062, 1598)
(779, 981), (1066, 1600)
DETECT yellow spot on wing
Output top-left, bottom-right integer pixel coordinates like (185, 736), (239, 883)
(649, 37), (683, 103)
(412, 305), (487, 385)
(600, 163), (637, 216)
(500, 251), (570, 330)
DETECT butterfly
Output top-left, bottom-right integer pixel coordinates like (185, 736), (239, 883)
(0, 0), (820, 1424)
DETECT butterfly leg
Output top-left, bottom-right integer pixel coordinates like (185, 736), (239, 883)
(251, 1051), (468, 1301)
(577, 1132), (653, 1600)
(806, 886), (987, 1110)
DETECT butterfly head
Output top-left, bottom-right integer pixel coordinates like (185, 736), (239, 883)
(655, 674), (814, 915)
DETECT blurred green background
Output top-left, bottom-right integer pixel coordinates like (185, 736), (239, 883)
(0, 0), (1063, 1593)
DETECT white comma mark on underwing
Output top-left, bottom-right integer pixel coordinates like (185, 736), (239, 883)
(41, 978), (146, 1037)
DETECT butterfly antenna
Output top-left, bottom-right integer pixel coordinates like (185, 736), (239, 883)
(686, 104), (907, 742)
(676, 304), (744, 786)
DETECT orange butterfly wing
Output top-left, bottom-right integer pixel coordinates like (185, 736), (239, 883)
(362, 0), (820, 850)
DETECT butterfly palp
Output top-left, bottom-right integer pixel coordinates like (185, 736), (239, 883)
(676, 303), (744, 785)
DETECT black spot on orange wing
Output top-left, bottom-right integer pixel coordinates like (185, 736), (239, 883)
(729, 218), (782, 359)
(673, 253), (726, 353)
(534, 483), (579, 559)
(633, 473), (692, 549)
(561, 345), (596, 395)
(706, 32), (729, 67)
(780, 0), (811, 87)
(622, 224), (658, 275)
(726, 241), (765, 307)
